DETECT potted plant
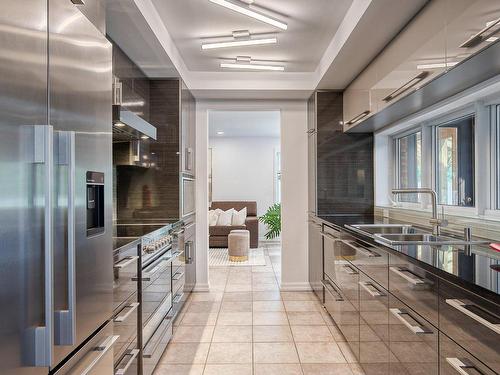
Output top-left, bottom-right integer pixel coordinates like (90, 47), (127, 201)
(259, 203), (281, 240)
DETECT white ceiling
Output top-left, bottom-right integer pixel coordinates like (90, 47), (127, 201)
(209, 111), (280, 137)
(151, 0), (353, 72)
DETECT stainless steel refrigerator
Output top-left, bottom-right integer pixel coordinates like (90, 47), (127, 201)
(0, 0), (115, 374)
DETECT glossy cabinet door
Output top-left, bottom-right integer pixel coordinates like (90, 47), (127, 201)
(389, 295), (439, 375)
(358, 273), (390, 375)
(308, 217), (323, 302)
(439, 280), (500, 373)
(439, 333), (497, 375)
(180, 80), (195, 176)
(389, 254), (439, 327)
(307, 93), (317, 214)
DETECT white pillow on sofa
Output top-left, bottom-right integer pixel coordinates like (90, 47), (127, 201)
(232, 207), (247, 226)
(216, 209), (233, 226)
(208, 210), (219, 226)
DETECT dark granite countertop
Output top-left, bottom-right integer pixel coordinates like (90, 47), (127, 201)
(316, 214), (500, 303)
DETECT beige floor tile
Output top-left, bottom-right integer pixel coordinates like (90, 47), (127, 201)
(337, 342), (358, 363)
(254, 363), (303, 375)
(252, 274), (278, 282)
(206, 342), (252, 364)
(253, 283), (280, 291)
(172, 325), (215, 343)
(190, 292), (223, 302)
(217, 312), (253, 326)
(220, 301), (252, 312)
(291, 325), (334, 342)
(203, 364), (253, 375)
(223, 292), (253, 301)
(253, 300), (285, 312)
(253, 342), (299, 364)
(253, 325), (293, 342)
(281, 292), (316, 301)
(301, 364), (354, 375)
(287, 312), (326, 325)
(253, 291), (282, 301)
(153, 364), (205, 375)
(295, 342), (346, 364)
(212, 325), (253, 342)
(161, 343), (210, 364)
(253, 311), (289, 326)
(327, 325), (346, 342)
(284, 300), (321, 312)
(181, 312), (218, 326)
(225, 283), (252, 292)
(186, 301), (221, 313)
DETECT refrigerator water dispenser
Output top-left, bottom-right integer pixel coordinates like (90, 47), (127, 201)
(86, 171), (105, 236)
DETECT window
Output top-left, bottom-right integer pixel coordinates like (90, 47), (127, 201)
(395, 131), (422, 202)
(436, 115), (475, 207)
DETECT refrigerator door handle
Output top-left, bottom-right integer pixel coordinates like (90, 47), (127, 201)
(54, 131), (76, 346)
(28, 125), (54, 366)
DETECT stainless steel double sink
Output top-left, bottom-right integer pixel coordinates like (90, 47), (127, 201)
(347, 224), (488, 246)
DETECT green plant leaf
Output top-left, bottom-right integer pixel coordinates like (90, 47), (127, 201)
(259, 203), (281, 240)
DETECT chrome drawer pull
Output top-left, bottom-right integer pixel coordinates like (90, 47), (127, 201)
(321, 231), (341, 242)
(390, 308), (432, 334)
(114, 256), (139, 269)
(114, 302), (139, 323)
(173, 293), (184, 304)
(342, 240), (381, 257)
(359, 281), (385, 297)
(81, 335), (119, 375)
(343, 265), (359, 275)
(321, 279), (344, 301)
(446, 299), (500, 335)
(389, 266), (425, 285)
(172, 271), (185, 280)
(446, 357), (487, 375)
(115, 349), (140, 375)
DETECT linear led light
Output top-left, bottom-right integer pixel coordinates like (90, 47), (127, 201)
(417, 62), (458, 70)
(220, 62), (284, 71)
(382, 71), (430, 102)
(208, 0), (287, 30)
(202, 37), (277, 50)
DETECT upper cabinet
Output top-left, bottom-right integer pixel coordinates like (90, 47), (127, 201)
(343, 0), (500, 132)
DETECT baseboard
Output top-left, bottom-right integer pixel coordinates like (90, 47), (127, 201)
(193, 283), (210, 292)
(279, 282), (312, 291)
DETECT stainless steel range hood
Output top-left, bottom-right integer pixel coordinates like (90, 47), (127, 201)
(113, 104), (157, 142)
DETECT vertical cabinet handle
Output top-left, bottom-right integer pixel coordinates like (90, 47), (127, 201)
(27, 125), (54, 366)
(446, 299), (500, 335)
(55, 131), (76, 346)
(390, 308), (432, 334)
(446, 358), (487, 375)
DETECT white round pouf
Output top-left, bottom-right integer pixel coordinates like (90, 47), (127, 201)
(228, 230), (250, 262)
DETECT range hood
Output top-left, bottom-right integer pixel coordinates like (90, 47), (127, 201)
(112, 104), (157, 142)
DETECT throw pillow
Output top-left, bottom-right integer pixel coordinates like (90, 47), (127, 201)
(232, 207), (247, 226)
(216, 209), (233, 226)
(208, 210), (219, 226)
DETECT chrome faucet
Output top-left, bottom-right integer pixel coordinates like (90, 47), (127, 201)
(391, 188), (445, 236)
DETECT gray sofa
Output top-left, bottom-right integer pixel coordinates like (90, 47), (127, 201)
(209, 201), (259, 248)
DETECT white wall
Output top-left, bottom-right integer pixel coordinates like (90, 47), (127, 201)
(209, 136), (280, 237)
(195, 100), (309, 291)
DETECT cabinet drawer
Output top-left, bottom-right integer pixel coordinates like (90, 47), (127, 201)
(389, 254), (439, 327)
(439, 280), (500, 373)
(439, 333), (497, 375)
(114, 343), (139, 375)
(343, 239), (389, 290)
(389, 295), (439, 375)
(113, 293), (139, 364)
(322, 225), (351, 284)
(359, 273), (390, 374)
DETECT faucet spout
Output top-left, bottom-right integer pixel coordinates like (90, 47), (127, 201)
(391, 188), (442, 235)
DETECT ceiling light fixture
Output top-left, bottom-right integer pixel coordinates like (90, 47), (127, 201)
(217, 131), (225, 135)
(208, 0), (287, 30)
(202, 36), (277, 50)
(417, 62), (458, 70)
(220, 62), (284, 71)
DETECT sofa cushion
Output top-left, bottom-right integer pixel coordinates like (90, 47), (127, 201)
(209, 210), (219, 226)
(216, 209), (233, 226)
(211, 201), (257, 217)
(209, 225), (246, 236)
(232, 207), (247, 225)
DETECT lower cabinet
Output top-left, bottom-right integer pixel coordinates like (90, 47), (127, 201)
(308, 217), (324, 302)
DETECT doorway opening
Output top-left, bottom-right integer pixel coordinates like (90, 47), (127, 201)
(207, 110), (282, 278)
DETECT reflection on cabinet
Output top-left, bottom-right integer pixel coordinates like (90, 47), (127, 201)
(343, 0), (500, 132)
(308, 216), (323, 302)
(317, 221), (500, 375)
